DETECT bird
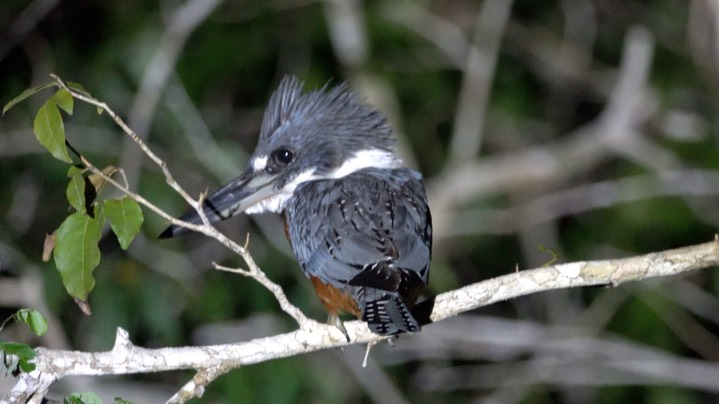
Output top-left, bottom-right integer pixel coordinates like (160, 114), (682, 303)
(161, 76), (432, 338)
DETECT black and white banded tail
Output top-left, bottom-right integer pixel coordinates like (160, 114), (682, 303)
(363, 293), (421, 335)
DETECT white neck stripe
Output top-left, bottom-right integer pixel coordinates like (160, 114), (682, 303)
(329, 149), (402, 179)
(245, 168), (316, 214)
(245, 149), (401, 215)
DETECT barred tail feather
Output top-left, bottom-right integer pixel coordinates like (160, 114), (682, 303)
(362, 294), (421, 335)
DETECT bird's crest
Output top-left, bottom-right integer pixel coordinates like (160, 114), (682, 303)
(259, 76), (395, 152)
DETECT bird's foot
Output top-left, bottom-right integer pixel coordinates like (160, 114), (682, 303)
(386, 334), (398, 346)
(328, 314), (351, 343)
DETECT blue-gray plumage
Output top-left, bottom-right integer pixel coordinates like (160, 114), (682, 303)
(161, 76), (432, 337)
(288, 167), (430, 335)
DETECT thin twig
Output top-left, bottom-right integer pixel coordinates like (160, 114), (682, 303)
(167, 366), (231, 403)
(51, 74), (310, 328)
(214, 262), (252, 277)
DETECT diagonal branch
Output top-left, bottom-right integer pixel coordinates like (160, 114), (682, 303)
(50, 74), (310, 329)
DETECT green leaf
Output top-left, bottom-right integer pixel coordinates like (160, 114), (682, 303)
(67, 165), (84, 177)
(33, 101), (71, 163)
(2, 81), (56, 115)
(113, 398), (133, 404)
(54, 212), (102, 301)
(67, 82), (93, 98)
(50, 88), (74, 115)
(0, 342), (36, 358)
(104, 197), (143, 250)
(93, 200), (105, 228)
(65, 392), (102, 404)
(0, 341), (37, 372)
(66, 174), (86, 212)
(15, 309), (48, 336)
(18, 358), (35, 372)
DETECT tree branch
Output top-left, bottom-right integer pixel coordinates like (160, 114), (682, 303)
(5, 238), (718, 403)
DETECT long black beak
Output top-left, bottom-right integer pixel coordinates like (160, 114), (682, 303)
(159, 169), (279, 238)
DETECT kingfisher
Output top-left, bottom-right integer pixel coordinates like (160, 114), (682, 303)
(161, 76), (432, 338)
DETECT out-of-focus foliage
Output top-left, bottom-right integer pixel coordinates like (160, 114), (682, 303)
(1, 0), (719, 402)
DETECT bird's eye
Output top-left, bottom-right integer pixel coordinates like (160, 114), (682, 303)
(272, 148), (294, 167)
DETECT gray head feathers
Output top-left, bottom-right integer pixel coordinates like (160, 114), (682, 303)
(257, 76), (396, 156)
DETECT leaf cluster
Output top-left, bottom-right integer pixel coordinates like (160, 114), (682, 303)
(0, 308), (47, 373)
(5, 85), (144, 309)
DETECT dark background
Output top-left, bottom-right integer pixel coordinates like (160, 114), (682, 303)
(2, 0), (719, 402)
